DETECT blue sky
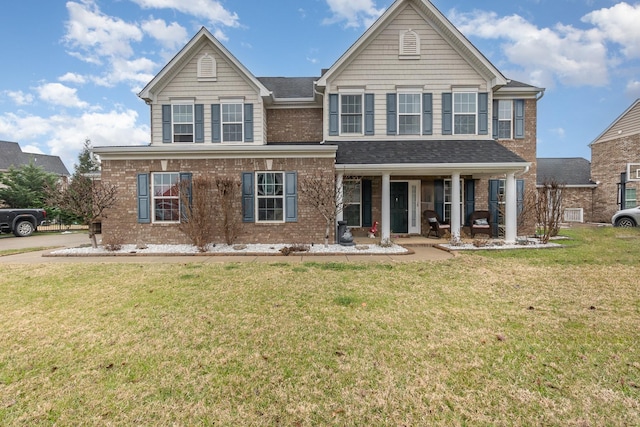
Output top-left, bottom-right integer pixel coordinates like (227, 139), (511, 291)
(1, 0), (639, 172)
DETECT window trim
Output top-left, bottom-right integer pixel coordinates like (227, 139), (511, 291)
(452, 91), (478, 135)
(151, 172), (181, 223)
(339, 92), (364, 136)
(221, 99), (244, 143)
(255, 171), (285, 223)
(343, 179), (362, 228)
(397, 91), (422, 135)
(497, 100), (513, 140)
(171, 102), (194, 143)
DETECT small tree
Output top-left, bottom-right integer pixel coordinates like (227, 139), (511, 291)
(178, 176), (217, 252)
(0, 162), (58, 208)
(48, 173), (118, 248)
(215, 177), (242, 245)
(535, 180), (565, 243)
(76, 139), (100, 174)
(299, 172), (355, 247)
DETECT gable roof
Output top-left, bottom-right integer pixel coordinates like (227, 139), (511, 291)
(138, 27), (271, 102)
(536, 158), (595, 187)
(316, 0), (507, 89)
(590, 99), (640, 146)
(0, 140), (70, 176)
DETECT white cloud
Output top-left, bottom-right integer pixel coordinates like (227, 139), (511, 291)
(36, 83), (89, 109)
(141, 18), (189, 51)
(64, 1), (144, 62)
(59, 72), (87, 85)
(626, 80), (640, 98)
(91, 57), (157, 88)
(449, 9), (609, 88)
(130, 0), (240, 28)
(550, 127), (566, 139)
(21, 145), (45, 155)
(583, 2), (640, 59)
(323, 0), (385, 28)
(0, 109), (149, 171)
(5, 90), (34, 106)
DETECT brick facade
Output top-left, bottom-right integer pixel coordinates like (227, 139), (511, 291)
(100, 157), (336, 245)
(266, 108), (323, 143)
(561, 187), (596, 222)
(591, 133), (640, 221)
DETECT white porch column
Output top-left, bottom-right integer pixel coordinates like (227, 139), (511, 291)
(381, 173), (391, 243)
(451, 172), (461, 240)
(505, 171), (517, 244)
(336, 172), (344, 222)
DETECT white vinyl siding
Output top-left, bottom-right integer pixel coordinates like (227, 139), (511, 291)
(326, 5), (488, 138)
(151, 46), (264, 145)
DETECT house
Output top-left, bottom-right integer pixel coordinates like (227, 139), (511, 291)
(590, 98), (640, 222)
(93, 0), (544, 245)
(536, 158), (597, 223)
(0, 140), (70, 178)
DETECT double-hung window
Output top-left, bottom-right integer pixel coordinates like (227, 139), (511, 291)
(398, 93), (421, 135)
(343, 179), (362, 227)
(256, 172), (284, 222)
(453, 92), (477, 135)
(152, 172), (180, 222)
(341, 94), (363, 134)
(497, 100), (513, 139)
(444, 179), (464, 225)
(222, 101), (243, 142)
(172, 104), (194, 142)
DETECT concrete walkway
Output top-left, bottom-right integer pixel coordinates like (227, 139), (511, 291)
(0, 231), (453, 264)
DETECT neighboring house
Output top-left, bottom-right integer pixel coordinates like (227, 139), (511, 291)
(590, 99), (640, 222)
(0, 140), (70, 178)
(536, 158), (597, 223)
(94, 0), (544, 245)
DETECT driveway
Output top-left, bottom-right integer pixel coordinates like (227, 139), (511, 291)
(0, 231), (91, 251)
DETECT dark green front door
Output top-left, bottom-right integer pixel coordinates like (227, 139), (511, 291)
(390, 182), (408, 233)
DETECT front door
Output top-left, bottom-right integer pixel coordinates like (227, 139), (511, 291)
(390, 182), (408, 233)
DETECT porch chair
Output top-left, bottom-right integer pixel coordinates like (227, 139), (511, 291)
(423, 210), (450, 238)
(470, 210), (492, 238)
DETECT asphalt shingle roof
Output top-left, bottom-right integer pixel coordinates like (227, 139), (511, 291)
(257, 77), (316, 99)
(0, 140), (70, 176)
(536, 158), (593, 186)
(328, 140), (527, 165)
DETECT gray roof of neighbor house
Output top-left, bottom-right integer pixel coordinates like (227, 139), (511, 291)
(536, 158), (594, 186)
(0, 140), (70, 176)
(257, 77), (317, 99)
(329, 140), (527, 165)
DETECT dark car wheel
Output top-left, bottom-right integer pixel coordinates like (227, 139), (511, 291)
(13, 221), (35, 237)
(615, 217), (636, 228)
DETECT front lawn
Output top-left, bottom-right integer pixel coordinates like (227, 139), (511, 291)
(1, 227), (638, 425)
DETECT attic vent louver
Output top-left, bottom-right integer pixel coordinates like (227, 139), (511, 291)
(198, 53), (217, 81)
(399, 30), (420, 59)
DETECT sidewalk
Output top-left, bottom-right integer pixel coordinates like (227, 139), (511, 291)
(0, 232), (453, 264)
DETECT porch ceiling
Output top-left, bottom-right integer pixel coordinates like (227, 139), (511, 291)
(329, 139), (530, 176)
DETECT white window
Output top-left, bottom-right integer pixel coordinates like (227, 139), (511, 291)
(497, 100), (512, 139)
(340, 94), (363, 134)
(343, 179), (362, 227)
(172, 104), (194, 143)
(444, 179), (464, 225)
(152, 172), (181, 222)
(256, 172), (284, 222)
(222, 102), (243, 142)
(453, 92), (477, 135)
(398, 93), (421, 135)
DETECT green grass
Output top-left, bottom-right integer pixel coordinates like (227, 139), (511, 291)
(0, 227), (639, 425)
(0, 247), (57, 257)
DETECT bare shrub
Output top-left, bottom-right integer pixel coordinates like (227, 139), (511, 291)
(102, 229), (124, 252)
(215, 178), (242, 245)
(473, 238), (489, 248)
(535, 180), (564, 243)
(179, 176), (217, 252)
